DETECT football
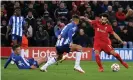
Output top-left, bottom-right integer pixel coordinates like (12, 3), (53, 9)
(111, 63), (120, 72)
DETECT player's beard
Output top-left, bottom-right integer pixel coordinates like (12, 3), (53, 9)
(101, 22), (107, 25)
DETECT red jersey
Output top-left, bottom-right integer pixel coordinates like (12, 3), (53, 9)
(90, 20), (114, 44)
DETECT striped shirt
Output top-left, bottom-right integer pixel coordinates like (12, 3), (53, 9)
(8, 16), (26, 36)
(56, 22), (77, 46)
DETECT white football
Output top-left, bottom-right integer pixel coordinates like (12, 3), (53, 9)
(111, 63), (120, 72)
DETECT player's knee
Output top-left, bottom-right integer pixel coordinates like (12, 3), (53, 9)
(95, 50), (100, 54)
(57, 55), (63, 61)
(110, 50), (116, 55)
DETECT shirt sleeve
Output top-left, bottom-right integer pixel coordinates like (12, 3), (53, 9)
(4, 54), (12, 69)
(8, 16), (13, 26)
(108, 26), (114, 34)
(89, 20), (98, 28)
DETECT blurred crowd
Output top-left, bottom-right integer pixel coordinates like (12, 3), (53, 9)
(1, 1), (133, 48)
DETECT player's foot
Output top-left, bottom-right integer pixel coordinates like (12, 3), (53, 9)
(98, 67), (104, 72)
(40, 66), (47, 72)
(59, 57), (66, 63)
(74, 66), (85, 73)
(40, 69), (47, 72)
(121, 62), (128, 69)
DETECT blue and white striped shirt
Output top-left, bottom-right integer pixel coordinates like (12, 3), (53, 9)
(56, 22), (77, 46)
(8, 16), (26, 36)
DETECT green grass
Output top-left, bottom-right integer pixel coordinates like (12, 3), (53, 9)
(1, 59), (133, 80)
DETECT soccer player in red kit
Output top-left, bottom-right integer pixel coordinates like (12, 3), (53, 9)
(82, 13), (129, 72)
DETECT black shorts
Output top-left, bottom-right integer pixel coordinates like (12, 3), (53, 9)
(56, 44), (70, 55)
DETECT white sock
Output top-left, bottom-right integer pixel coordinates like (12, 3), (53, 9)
(75, 51), (82, 67)
(41, 57), (56, 69)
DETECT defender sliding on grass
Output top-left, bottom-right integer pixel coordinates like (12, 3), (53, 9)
(40, 15), (85, 73)
(4, 44), (46, 69)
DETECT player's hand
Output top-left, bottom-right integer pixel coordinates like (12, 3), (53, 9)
(58, 35), (61, 40)
(122, 41), (127, 45)
(31, 65), (37, 69)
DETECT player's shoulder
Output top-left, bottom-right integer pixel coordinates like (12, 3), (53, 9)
(107, 24), (112, 28)
(66, 23), (73, 28)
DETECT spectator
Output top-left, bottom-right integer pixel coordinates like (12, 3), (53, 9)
(41, 10), (53, 25)
(25, 10), (36, 43)
(70, 5), (80, 18)
(45, 21), (55, 46)
(101, 1), (109, 12)
(116, 7), (126, 26)
(5, 1), (15, 19)
(14, 1), (20, 8)
(36, 17), (42, 31)
(105, 5), (116, 23)
(84, 6), (95, 20)
(54, 2), (69, 22)
(25, 3), (37, 18)
(54, 20), (65, 38)
(49, 1), (58, 20)
(78, 1), (90, 16)
(74, 28), (89, 47)
(112, 1), (121, 12)
(1, 4), (7, 18)
(91, 1), (103, 16)
(110, 20), (122, 48)
(34, 26), (49, 47)
(39, 3), (50, 17)
(54, 19), (62, 38)
(1, 19), (7, 46)
(126, 9), (133, 21)
(112, 20), (121, 35)
(123, 20), (133, 48)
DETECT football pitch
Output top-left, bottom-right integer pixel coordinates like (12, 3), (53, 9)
(1, 59), (133, 80)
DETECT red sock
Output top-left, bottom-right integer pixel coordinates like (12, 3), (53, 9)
(95, 54), (103, 68)
(113, 53), (123, 63)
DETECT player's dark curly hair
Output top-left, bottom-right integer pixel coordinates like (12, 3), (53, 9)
(12, 44), (20, 51)
(100, 13), (109, 20)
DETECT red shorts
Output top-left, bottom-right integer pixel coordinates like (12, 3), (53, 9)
(94, 42), (114, 55)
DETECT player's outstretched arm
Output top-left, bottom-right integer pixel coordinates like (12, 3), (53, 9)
(4, 56), (12, 69)
(80, 16), (92, 23)
(113, 32), (125, 44)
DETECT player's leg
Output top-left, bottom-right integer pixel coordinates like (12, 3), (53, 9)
(40, 47), (62, 72)
(93, 43), (103, 72)
(110, 50), (128, 68)
(12, 34), (18, 45)
(17, 35), (22, 45)
(34, 57), (47, 65)
(104, 44), (128, 68)
(95, 50), (104, 72)
(10, 35), (18, 64)
(70, 44), (85, 73)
